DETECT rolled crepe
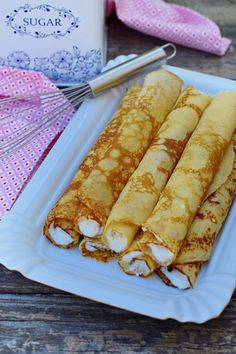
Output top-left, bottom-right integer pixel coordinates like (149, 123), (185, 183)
(79, 237), (116, 262)
(158, 263), (202, 290)
(75, 70), (183, 238)
(118, 231), (156, 277)
(140, 92), (236, 266)
(157, 135), (236, 289)
(103, 87), (211, 252)
(43, 85), (142, 248)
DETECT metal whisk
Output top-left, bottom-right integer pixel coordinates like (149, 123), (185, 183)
(0, 43), (176, 159)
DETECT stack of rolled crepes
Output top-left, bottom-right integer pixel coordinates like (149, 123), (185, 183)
(157, 133), (236, 289)
(119, 132), (236, 286)
(74, 70), (182, 244)
(103, 86), (211, 253)
(140, 92), (236, 264)
(44, 84), (143, 248)
(44, 68), (236, 289)
(137, 92), (236, 288)
(44, 69), (183, 250)
(118, 91), (236, 286)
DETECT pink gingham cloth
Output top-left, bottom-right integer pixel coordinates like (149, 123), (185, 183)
(106, 0), (231, 56)
(0, 67), (74, 219)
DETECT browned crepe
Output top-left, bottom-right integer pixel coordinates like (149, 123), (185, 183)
(43, 85), (142, 248)
(140, 92), (236, 266)
(157, 263), (202, 288)
(157, 131), (236, 288)
(75, 70), (183, 238)
(102, 87), (211, 253)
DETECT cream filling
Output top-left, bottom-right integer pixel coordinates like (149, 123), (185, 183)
(122, 251), (150, 276)
(161, 267), (190, 290)
(78, 218), (103, 238)
(149, 243), (173, 266)
(49, 224), (73, 246)
(84, 241), (108, 252)
(128, 260), (150, 276)
(122, 250), (143, 262)
(106, 230), (128, 253)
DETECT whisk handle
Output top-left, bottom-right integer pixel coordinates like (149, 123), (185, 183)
(88, 43), (176, 96)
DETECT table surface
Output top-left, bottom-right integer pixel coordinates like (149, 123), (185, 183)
(1, 1), (236, 353)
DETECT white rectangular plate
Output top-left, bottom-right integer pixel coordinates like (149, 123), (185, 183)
(1, 59), (236, 323)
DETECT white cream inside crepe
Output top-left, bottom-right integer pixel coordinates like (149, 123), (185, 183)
(149, 244), (174, 266)
(161, 267), (191, 290)
(128, 260), (150, 276)
(84, 241), (109, 252)
(106, 230), (128, 253)
(122, 250), (143, 262)
(49, 224), (73, 246)
(78, 218), (103, 238)
(122, 251), (150, 276)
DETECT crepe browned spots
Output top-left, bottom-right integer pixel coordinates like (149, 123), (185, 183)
(103, 87), (211, 253)
(43, 85), (142, 248)
(140, 92), (236, 266)
(75, 70), (183, 239)
(157, 132), (236, 289)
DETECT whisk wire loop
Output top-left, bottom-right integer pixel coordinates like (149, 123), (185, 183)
(0, 83), (92, 158)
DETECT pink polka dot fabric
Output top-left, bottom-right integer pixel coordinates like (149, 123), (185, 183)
(0, 66), (74, 219)
(106, 0), (231, 56)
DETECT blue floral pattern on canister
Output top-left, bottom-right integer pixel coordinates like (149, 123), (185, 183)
(51, 50), (73, 70)
(33, 57), (49, 71)
(5, 47), (102, 83)
(7, 51), (30, 69)
(6, 4), (79, 39)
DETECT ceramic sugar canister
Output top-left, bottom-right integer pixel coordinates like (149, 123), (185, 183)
(0, 0), (106, 85)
